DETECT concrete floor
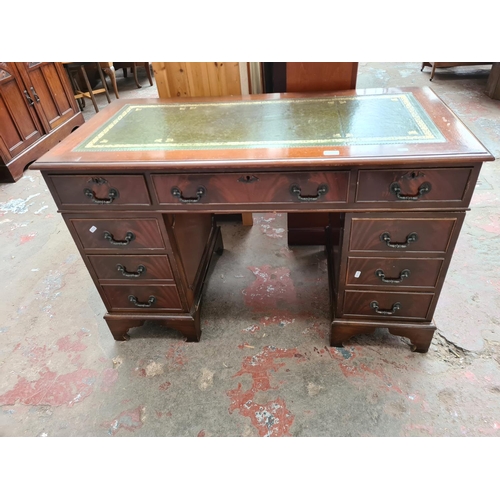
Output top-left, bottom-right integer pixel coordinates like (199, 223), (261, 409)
(0, 63), (499, 437)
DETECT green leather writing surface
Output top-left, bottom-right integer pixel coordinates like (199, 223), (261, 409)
(74, 93), (445, 152)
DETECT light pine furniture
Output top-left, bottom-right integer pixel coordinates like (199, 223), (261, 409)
(32, 87), (494, 352)
(0, 62), (84, 182)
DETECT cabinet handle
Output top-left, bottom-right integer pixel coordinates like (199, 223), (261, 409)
(128, 295), (156, 308)
(171, 186), (206, 203)
(370, 301), (401, 315)
(30, 86), (40, 103)
(290, 184), (328, 201)
(380, 232), (418, 249)
(117, 264), (146, 278)
(390, 182), (431, 200)
(24, 90), (34, 106)
(84, 187), (119, 204)
(103, 231), (135, 245)
(375, 269), (411, 283)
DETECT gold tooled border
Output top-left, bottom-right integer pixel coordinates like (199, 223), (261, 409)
(81, 94), (441, 150)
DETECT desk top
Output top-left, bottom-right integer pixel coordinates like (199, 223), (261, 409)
(34, 87), (494, 171)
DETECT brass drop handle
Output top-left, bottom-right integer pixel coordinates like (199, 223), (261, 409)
(84, 187), (119, 204)
(370, 301), (401, 315)
(375, 269), (411, 284)
(117, 264), (146, 278)
(129, 295), (156, 308)
(290, 184), (328, 201)
(380, 232), (418, 249)
(103, 231), (135, 245)
(390, 182), (431, 200)
(171, 186), (206, 203)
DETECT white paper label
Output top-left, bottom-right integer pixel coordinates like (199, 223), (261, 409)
(323, 150), (340, 156)
(354, 271), (361, 278)
(89, 226), (97, 233)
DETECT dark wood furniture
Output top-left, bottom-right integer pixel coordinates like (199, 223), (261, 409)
(421, 62), (492, 81)
(0, 62), (84, 182)
(487, 62), (500, 100)
(32, 87), (494, 352)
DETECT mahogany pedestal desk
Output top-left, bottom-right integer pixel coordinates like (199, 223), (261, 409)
(32, 87), (494, 353)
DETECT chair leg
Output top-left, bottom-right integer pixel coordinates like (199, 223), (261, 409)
(144, 62), (153, 86)
(132, 63), (141, 88)
(430, 64), (436, 81)
(103, 65), (120, 99)
(96, 63), (111, 103)
(80, 65), (99, 113)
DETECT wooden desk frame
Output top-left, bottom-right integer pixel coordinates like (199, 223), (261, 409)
(32, 87), (494, 353)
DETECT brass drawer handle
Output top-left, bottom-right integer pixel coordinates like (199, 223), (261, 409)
(84, 187), (119, 204)
(171, 186), (206, 203)
(370, 301), (401, 315)
(117, 264), (146, 278)
(375, 268), (411, 284)
(390, 182), (431, 200)
(104, 231), (135, 245)
(128, 295), (156, 308)
(380, 232), (418, 249)
(290, 184), (328, 201)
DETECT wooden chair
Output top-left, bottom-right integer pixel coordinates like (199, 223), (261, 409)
(113, 62), (153, 88)
(63, 62), (111, 113)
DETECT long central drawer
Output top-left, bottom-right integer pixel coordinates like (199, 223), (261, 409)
(152, 171), (349, 206)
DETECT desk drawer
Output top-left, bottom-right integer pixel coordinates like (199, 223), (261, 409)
(356, 168), (473, 204)
(88, 255), (174, 281)
(152, 171), (349, 206)
(346, 257), (444, 288)
(49, 175), (151, 208)
(348, 216), (458, 253)
(102, 284), (184, 312)
(70, 218), (165, 250)
(343, 290), (434, 320)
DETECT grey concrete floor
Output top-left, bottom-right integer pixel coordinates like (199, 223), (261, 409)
(1, 63), (499, 437)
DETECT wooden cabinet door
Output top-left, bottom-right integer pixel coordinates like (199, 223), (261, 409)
(0, 62), (45, 162)
(17, 62), (78, 133)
